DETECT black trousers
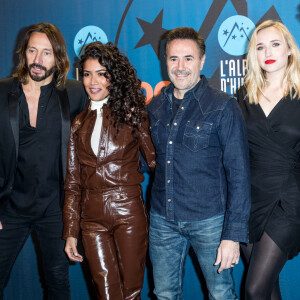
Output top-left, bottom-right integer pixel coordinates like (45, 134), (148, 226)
(0, 211), (70, 300)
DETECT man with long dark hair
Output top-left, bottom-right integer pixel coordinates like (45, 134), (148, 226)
(0, 23), (88, 299)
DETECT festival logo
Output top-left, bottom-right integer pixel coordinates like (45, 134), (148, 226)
(73, 25), (108, 57)
(218, 15), (255, 56)
(218, 15), (255, 94)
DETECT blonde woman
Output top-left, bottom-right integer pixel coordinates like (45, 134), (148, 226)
(236, 20), (300, 300)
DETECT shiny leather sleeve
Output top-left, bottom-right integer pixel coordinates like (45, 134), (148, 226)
(62, 119), (82, 240)
(138, 112), (156, 173)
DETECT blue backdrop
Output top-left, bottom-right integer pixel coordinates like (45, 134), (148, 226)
(1, 0), (300, 299)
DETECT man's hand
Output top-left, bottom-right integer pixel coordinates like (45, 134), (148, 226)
(65, 237), (83, 262)
(0, 221), (2, 230)
(214, 240), (240, 273)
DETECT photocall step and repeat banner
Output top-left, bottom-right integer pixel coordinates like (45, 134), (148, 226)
(1, 0), (299, 299)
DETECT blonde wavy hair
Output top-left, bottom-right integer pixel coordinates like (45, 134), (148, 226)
(244, 20), (300, 104)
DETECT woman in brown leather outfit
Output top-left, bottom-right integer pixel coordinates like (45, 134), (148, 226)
(62, 41), (156, 299)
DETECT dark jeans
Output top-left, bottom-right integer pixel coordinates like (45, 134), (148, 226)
(149, 212), (237, 300)
(0, 212), (70, 300)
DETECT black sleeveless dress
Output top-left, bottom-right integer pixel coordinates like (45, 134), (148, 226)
(237, 86), (300, 259)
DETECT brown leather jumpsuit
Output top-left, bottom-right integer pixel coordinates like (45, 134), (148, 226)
(63, 104), (156, 299)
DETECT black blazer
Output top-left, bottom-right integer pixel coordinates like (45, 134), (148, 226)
(0, 77), (88, 215)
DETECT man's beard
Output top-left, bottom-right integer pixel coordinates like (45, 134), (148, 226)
(28, 63), (56, 82)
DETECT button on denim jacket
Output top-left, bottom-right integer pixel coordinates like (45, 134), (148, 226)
(147, 76), (251, 242)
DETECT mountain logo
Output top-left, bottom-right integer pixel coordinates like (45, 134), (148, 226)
(218, 15), (255, 56)
(74, 25), (108, 57)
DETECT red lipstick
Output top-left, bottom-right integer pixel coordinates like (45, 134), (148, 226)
(265, 60), (276, 64)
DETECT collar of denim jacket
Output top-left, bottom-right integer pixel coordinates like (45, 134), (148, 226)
(164, 74), (207, 104)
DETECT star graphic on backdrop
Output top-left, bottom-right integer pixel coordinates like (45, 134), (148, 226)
(240, 34), (244, 38)
(135, 9), (168, 58)
(78, 38), (83, 45)
(232, 34), (237, 40)
(223, 29), (229, 35)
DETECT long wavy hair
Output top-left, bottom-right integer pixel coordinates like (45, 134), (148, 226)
(244, 20), (300, 104)
(79, 41), (146, 136)
(14, 23), (70, 87)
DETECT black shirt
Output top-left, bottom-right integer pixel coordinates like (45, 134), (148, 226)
(170, 94), (182, 124)
(172, 94), (182, 116)
(9, 81), (62, 216)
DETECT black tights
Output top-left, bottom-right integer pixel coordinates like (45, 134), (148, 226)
(241, 232), (287, 300)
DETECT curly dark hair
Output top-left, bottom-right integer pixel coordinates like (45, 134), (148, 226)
(79, 41), (145, 136)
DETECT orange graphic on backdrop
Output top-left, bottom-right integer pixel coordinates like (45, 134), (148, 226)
(142, 81), (170, 104)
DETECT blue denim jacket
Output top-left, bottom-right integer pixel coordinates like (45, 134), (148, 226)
(147, 76), (251, 242)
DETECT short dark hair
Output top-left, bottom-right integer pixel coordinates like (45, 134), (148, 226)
(14, 23), (70, 87)
(164, 27), (206, 58)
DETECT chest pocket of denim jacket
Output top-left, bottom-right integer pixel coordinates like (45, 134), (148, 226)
(183, 121), (212, 152)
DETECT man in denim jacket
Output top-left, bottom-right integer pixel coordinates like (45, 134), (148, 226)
(147, 27), (251, 299)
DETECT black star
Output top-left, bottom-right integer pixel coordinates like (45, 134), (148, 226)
(223, 29), (229, 35)
(135, 9), (168, 57)
(240, 34), (244, 38)
(232, 34), (237, 40)
(78, 38), (83, 45)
